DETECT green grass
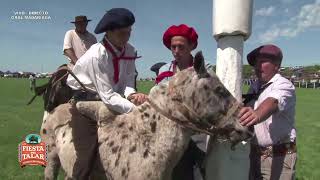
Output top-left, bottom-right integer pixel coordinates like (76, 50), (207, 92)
(0, 78), (48, 179)
(0, 78), (319, 179)
(294, 88), (320, 180)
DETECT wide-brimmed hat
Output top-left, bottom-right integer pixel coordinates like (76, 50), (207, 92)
(94, 8), (135, 34)
(71, 15), (91, 23)
(247, 44), (283, 66)
(163, 24), (198, 50)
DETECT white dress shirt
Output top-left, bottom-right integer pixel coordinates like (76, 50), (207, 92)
(249, 73), (296, 147)
(67, 39), (137, 114)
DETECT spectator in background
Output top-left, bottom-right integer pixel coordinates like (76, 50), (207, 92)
(29, 74), (36, 91)
(239, 44), (297, 180)
(63, 15), (97, 69)
(150, 62), (166, 76)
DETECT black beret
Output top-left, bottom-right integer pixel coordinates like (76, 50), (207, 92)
(94, 8), (135, 34)
(150, 62), (166, 72)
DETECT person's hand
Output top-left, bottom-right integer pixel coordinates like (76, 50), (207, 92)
(128, 93), (148, 106)
(238, 107), (261, 127)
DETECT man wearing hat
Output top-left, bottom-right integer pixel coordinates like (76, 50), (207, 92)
(239, 44), (297, 180)
(155, 24), (206, 180)
(156, 24), (198, 83)
(67, 8), (147, 112)
(65, 8), (147, 179)
(63, 15), (97, 67)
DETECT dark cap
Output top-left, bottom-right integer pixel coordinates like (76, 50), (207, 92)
(94, 8), (135, 34)
(71, 16), (91, 23)
(247, 44), (283, 66)
(150, 62), (166, 75)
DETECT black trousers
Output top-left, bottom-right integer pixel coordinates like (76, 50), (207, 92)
(172, 140), (206, 180)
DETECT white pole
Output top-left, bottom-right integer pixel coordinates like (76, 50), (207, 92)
(206, 0), (253, 180)
(216, 36), (244, 100)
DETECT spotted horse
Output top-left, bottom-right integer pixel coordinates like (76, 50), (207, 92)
(40, 51), (252, 180)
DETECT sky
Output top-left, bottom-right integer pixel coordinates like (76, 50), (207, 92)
(0, 0), (319, 78)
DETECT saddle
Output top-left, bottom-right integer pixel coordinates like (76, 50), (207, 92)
(27, 64), (74, 112)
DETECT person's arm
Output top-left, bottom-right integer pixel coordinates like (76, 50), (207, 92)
(63, 30), (78, 64)
(123, 49), (148, 105)
(124, 61), (137, 98)
(239, 97), (278, 126)
(64, 49), (78, 64)
(124, 61), (148, 105)
(89, 56), (135, 114)
(239, 80), (295, 127)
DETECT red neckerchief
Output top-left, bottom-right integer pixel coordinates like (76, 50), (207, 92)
(155, 71), (174, 84)
(103, 39), (141, 83)
(155, 59), (193, 84)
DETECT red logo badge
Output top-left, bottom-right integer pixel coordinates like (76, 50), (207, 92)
(18, 134), (47, 167)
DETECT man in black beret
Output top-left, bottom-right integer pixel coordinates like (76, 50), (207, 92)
(66, 8), (148, 179)
(68, 8), (147, 113)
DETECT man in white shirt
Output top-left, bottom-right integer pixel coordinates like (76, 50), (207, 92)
(239, 44), (297, 180)
(63, 15), (97, 67)
(67, 8), (147, 114)
(66, 8), (147, 179)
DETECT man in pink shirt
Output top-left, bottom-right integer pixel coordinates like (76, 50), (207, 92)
(63, 15), (97, 67)
(239, 44), (297, 180)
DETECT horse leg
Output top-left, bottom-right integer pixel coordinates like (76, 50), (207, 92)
(45, 148), (61, 180)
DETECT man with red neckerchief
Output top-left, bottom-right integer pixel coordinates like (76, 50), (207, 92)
(65, 8), (147, 179)
(156, 24), (198, 84)
(67, 8), (148, 114)
(156, 24), (206, 180)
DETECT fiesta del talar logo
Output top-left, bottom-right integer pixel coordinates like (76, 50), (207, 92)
(18, 134), (48, 167)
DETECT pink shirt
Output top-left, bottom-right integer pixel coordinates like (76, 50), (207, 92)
(249, 74), (296, 147)
(63, 30), (97, 60)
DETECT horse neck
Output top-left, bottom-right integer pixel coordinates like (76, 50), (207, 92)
(132, 102), (192, 156)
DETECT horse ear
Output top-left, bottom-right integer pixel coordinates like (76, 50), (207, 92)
(193, 51), (209, 78)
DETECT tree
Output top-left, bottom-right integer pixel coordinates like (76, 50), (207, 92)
(243, 65), (254, 79)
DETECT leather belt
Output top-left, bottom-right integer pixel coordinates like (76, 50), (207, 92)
(73, 91), (100, 101)
(251, 141), (297, 158)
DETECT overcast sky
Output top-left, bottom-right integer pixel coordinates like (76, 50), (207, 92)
(0, 0), (319, 78)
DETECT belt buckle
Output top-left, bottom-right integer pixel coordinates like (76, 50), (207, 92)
(261, 146), (272, 159)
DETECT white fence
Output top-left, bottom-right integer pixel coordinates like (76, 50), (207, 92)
(243, 79), (320, 89)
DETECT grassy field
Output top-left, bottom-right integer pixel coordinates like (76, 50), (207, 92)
(0, 78), (319, 179)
